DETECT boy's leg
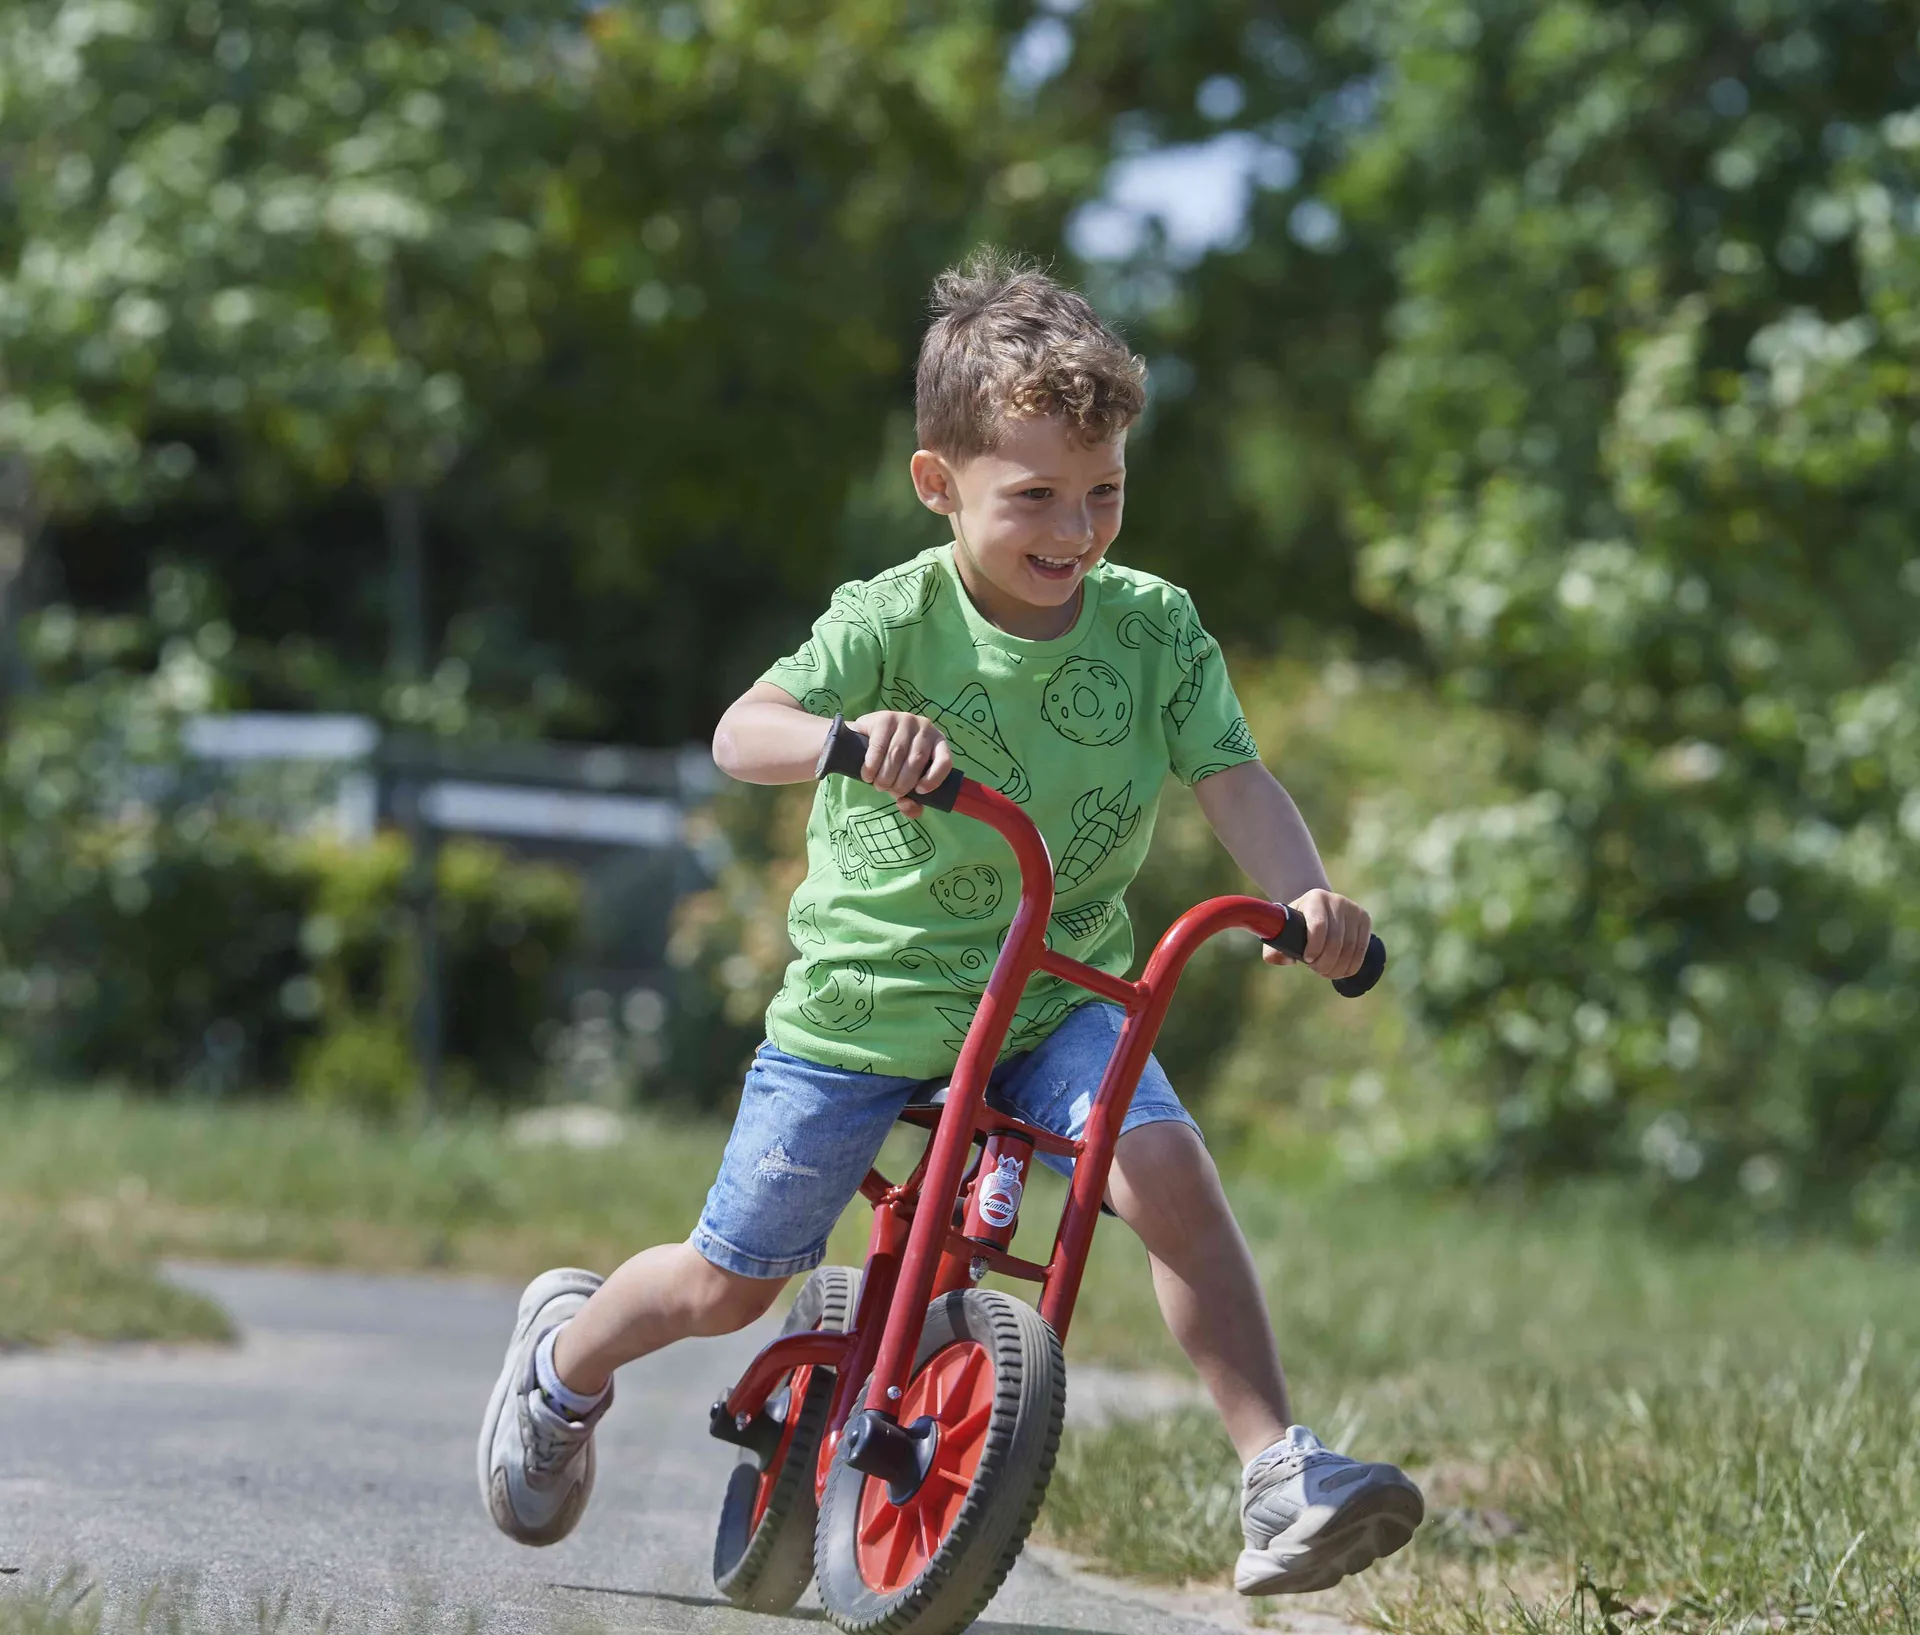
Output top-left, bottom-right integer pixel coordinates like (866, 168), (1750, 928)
(1104, 1121), (1289, 1462)
(552, 1243), (785, 1395)
(996, 1002), (1422, 1596)
(1107, 1116), (1423, 1596)
(479, 1040), (919, 1547)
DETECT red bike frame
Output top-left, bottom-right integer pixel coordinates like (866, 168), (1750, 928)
(715, 776), (1295, 1492)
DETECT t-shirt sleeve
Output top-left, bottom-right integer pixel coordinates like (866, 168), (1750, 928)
(757, 583), (886, 720)
(1163, 593), (1261, 788)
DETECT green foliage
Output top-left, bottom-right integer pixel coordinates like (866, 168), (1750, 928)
(1329, 1), (1920, 1213)
(0, 605), (580, 1104)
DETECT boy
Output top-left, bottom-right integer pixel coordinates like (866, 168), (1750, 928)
(479, 250), (1423, 1596)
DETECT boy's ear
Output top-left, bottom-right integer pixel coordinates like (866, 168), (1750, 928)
(910, 449), (958, 515)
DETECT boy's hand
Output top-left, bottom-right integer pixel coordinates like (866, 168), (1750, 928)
(850, 710), (953, 818)
(1262, 888), (1373, 982)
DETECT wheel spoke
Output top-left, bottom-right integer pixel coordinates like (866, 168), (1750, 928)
(927, 1358), (948, 1419)
(939, 1348), (984, 1421)
(882, 1511), (914, 1586)
(947, 1403), (993, 1446)
(934, 1466), (971, 1493)
(915, 1504), (939, 1561)
(859, 1501), (894, 1546)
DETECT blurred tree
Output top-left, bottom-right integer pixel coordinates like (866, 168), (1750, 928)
(0, 0), (584, 724)
(1049, 1), (1402, 657)
(1340, 0), (1920, 1215)
(13, 1), (1118, 741)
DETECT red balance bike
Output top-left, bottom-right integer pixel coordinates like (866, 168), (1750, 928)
(708, 717), (1385, 1635)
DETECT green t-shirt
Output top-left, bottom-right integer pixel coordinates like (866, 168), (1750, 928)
(756, 543), (1259, 1079)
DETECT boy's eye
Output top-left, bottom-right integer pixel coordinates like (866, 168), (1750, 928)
(1019, 487), (1053, 501)
(1091, 484), (1120, 497)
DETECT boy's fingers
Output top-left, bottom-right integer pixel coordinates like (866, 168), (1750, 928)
(873, 722), (916, 792)
(858, 718), (892, 784)
(895, 793), (925, 818)
(917, 734), (953, 793)
(1298, 900), (1329, 964)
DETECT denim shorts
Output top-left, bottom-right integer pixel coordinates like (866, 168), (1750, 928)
(689, 1000), (1202, 1280)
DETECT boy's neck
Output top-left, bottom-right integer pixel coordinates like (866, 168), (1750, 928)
(947, 540), (1082, 641)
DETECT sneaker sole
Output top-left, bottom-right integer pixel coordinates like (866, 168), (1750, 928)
(1235, 1481), (1425, 1597)
(476, 1267), (604, 1539)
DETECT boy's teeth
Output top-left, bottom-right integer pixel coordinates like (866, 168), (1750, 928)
(1033, 555), (1076, 567)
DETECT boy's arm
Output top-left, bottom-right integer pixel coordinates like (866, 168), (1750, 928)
(713, 682), (953, 817)
(1191, 760), (1372, 981)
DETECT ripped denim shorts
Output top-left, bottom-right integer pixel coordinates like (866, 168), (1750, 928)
(688, 1000), (1202, 1280)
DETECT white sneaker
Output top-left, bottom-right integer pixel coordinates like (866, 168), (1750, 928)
(1235, 1426), (1423, 1596)
(477, 1268), (610, 1546)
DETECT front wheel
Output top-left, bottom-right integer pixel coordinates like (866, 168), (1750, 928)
(814, 1289), (1065, 1635)
(713, 1264), (860, 1612)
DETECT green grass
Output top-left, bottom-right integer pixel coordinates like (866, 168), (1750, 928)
(0, 1219), (231, 1350)
(1038, 1184), (1920, 1633)
(0, 1087), (722, 1278)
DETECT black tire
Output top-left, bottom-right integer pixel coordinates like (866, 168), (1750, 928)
(713, 1264), (861, 1612)
(814, 1289), (1065, 1635)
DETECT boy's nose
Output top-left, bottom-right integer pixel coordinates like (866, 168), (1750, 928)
(1056, 509), (1094, 545)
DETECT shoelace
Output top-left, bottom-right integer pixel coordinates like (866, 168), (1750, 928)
(523, 1391), (593, 1479)
(1248, 1440), (1335, 1489)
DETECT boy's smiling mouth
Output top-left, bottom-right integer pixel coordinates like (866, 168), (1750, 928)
(1027, 552), (1085, 581)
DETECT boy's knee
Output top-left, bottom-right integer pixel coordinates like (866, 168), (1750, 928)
(1114, 1120), (1214, 1187)
(689, 1259), (787, 1334)
(1109, 1121), (1226, 1225)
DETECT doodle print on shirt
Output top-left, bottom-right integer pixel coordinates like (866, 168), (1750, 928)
(800, 687), (844, 718)
(894, 945), (992, 992)
(798, 960), (876, 1033)
(790, 903), (827, 948)
(1040, 656), (1134, 747)
(818, 561), (941, 638)
(830, 824), (872, 888)
(1051, 899), (1118, 942)
(1117, 604), (1217, 733)
(933, 995), (1069, 1057)
(929, 864), (1003, 920)
(1056, 783), (1142, 890)
(847, 806), (935, 870)
(883, 678), (1031, 803)
(1215, 718), (1258, 759)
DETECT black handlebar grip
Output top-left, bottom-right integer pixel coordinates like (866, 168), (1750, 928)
(1261, 915), (1388, 999)
(814, 714), (966, 814)
(1334, 935), (1387, 999)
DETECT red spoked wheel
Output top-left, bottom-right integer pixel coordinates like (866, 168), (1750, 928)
(853, 1341), (994, 1593)
(814, 1290), (1064, 1635)
(713, 1265), (859, 1612)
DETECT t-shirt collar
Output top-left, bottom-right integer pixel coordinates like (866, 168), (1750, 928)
(935, 542), (1103, 656)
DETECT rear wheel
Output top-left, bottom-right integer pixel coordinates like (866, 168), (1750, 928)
(713, 1264), (860, 1612)
(814, 1289), (1064, 1635)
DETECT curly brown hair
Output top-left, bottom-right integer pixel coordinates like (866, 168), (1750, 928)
(914, 247), (1147, 458)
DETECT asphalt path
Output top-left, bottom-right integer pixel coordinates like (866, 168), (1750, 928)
(0, 1262), (1341, 1635)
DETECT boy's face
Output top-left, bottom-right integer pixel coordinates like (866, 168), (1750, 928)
(911, 414), (1126, 628)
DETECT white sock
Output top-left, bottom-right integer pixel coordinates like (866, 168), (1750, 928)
(534, 1324), (609, 1418)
